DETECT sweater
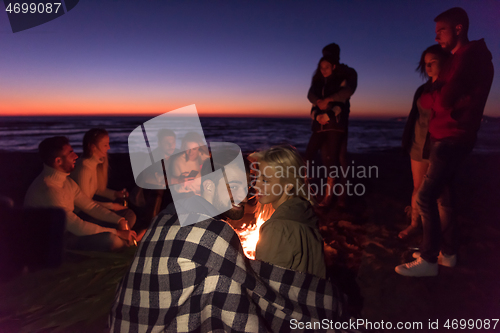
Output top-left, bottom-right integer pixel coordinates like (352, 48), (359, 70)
(255, 196), (326, 279)
(425, 39), (494, 143)
(25, 164), (122, 236)
(70, 155), (116, 210)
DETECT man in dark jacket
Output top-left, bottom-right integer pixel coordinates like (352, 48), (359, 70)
(306, 43), (358, 207)
(396, 7), (494, 277)
(308, 43), (358, 130)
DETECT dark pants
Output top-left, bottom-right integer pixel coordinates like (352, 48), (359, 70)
(305, 130), (348, 173)
(417, 139), (473, 263)
(67, 232), (126, 252)
(142, 189), (172, 226)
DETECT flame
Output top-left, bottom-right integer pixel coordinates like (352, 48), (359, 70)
(237, 203), (274, 259)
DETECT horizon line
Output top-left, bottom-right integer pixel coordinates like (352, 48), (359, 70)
(1, 113), (499, 119)
(0, 113), (409, 119)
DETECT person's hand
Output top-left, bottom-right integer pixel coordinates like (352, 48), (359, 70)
(114, 189), (129, 199)
(316, 114), (326, 125)
(317, 99), (329, 110)
(322, 113), (330, 123)
(154, 172), (165, 185)
(333, 105), (342, 123)
(117, 218), (130, 230)
(180, 172), (195, 182)
(112, 203), (127, 211)
(116, 230), (137, 246)
(317, 114), (330, 125)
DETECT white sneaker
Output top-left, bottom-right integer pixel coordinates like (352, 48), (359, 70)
(395, 257), (438, 277)
(412, 251), (457, 267)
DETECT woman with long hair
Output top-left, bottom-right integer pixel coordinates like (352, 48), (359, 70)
(71, 128), (137, 228)
(399, 44), (451, 239)
(253, 145), (326, 278)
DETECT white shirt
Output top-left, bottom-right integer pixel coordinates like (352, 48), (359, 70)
(70, 155), (116, 210)
(25, 164), (121, 236)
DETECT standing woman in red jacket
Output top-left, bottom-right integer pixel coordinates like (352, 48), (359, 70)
(399, 45), (450, 239)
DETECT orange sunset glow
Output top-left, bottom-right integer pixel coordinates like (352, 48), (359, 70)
(0, 94), (409, 118)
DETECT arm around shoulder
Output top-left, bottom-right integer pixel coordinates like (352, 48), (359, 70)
(328, 66), (358, 103)
(307, 84), (320, 105)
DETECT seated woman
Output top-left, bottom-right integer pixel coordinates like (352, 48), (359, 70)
(71, 128), (137, 228)
(253, 145), (326, 279)
(169, 132), (209, 196)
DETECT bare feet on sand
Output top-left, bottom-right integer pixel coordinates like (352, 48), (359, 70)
(398, 224), (419, 239)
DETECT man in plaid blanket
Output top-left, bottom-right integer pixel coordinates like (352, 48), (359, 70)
(110, 148), (351, 332)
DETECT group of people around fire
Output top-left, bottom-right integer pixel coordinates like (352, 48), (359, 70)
(11, 7), (494, 332)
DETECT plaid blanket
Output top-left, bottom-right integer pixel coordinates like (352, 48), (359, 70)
(110, 199), (354, 332)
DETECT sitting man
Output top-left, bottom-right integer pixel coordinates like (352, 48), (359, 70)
(152, 128), (177, 164)
(110, 146), (345, 332)
(133, 129), (179, 228)
(24, 136), (137, 252)
(139, 128), (178, 183)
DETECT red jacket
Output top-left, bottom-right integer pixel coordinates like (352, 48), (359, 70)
(425, 39), (494, 143)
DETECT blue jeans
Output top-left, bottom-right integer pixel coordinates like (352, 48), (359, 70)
(417, 139), (473, 263)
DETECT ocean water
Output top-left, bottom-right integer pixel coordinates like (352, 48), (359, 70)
(0, 116), (499, 154)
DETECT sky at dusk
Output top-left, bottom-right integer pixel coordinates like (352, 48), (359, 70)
(1, 0), (499, 118)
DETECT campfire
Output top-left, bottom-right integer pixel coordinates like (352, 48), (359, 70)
(236, 202), (275, 259)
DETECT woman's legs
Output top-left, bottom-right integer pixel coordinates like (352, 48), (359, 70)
(399, 158), (429, 238)
(336, 132), (349, 207)
(305, 132), (325, 167)
(306, 130), (349, 207)
(319, 131), (347, 207)
(68, 232), (129, 252)
(411, 159), (429, 210)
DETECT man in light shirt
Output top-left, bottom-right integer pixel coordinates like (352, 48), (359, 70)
(25, 136), (136, 252)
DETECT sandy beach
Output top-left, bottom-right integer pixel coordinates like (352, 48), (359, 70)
(1, 149), (499, 332)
